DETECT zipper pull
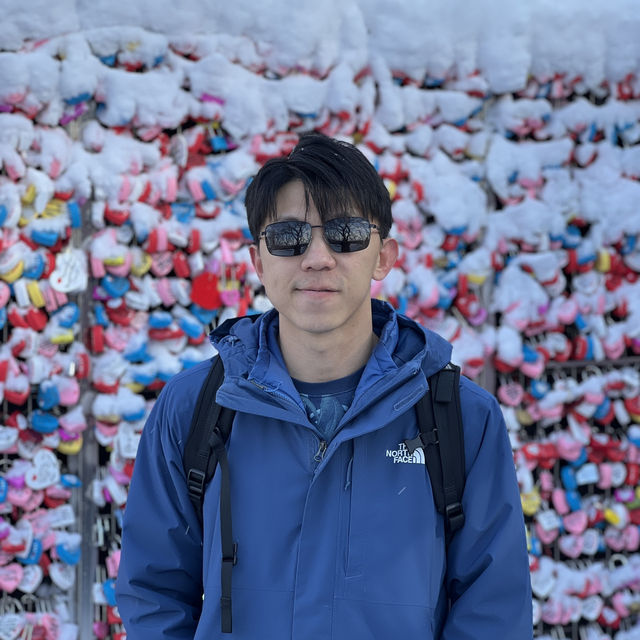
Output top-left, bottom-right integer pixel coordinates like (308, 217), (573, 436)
(314, 440), (327, 463)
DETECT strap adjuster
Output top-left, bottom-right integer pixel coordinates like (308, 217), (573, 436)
(404, 430), (439, 455)
(222, 542), (238, 566)
(187, 469), (206, 500)
(445, 502), (465, 531)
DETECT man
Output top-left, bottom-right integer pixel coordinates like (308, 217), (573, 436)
(116, 133), (533, 639)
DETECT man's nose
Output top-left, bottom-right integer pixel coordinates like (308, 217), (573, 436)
(300, 227), (336, 268)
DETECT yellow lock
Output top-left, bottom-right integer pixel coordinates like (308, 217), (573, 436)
(466, 273), (487, 286)
(595, 249), (611, 272)
(604, 507), (620, 526)
(103, 255), (125, 267)
(0, 260), (24, 284)
(130, 252), (152, 277)
(43, 199), (65, 218)
(27, 280), (46, 308)
(516, 408), (535, 427)
(21, 184), (36, 205)
(58, 435), (83, 455)
(520, 488), (541, 517)
(50, 329), (75, 345)
(384, 179), (397, 200)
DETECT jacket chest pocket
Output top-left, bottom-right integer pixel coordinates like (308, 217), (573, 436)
(338, 433), (446, 607)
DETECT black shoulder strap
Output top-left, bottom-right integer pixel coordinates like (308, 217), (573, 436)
(183, 355), (228, 521)
(183, 313), (262, 635)
(405, 363), (465, 542)
(183, 355), (237, 634)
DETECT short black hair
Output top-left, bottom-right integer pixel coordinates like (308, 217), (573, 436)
(244, 133), (392, 241)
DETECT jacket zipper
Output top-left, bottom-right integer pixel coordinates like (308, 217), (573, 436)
(314, 439), (327, 463)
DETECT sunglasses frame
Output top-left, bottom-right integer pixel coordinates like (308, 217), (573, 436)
(258, 216), (380, 257)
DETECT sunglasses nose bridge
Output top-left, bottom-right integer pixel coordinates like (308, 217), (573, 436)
(301, 224), (337, 262)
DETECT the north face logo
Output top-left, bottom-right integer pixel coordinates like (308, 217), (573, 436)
(386, 442), (425, 464)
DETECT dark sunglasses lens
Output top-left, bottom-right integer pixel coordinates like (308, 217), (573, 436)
(324, 217), (371, 253)
(264, 221), (310, 256)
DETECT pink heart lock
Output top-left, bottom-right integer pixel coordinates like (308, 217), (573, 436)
(535, 521), (559, 545)
(0, 281), (10, 308)
(0, 563), (24, 592)
(604, 526), (625, 552)
(520, 356), (545, 379)
(150, 251), (174, 278)
(555, 433), (583, 462)
(58, 377), (80, 406)
(563, 510), (588, 535)
(597, 463), (613, 490)
(540, 597), (564, 625)
(40, 613), (60, 640)
(558, 533), (584, 558)
(622, 524), (640, 552)
(497, 381), (524, 407)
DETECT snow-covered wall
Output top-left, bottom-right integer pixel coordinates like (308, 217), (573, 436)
(2, 2), (640, 638)
(3, 0), (640, 91)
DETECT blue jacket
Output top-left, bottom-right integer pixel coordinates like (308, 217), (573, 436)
(116, 300), (533, 639)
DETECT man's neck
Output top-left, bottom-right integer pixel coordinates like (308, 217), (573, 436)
(278, 324), (378, 384)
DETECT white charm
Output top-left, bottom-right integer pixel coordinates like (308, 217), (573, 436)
(49, 249), (88, 293)
(49, 562), (75, 591)
(0, 427), (18, 452)
(18, 564), (43, 594)
(25, 449), (61, 490)
(0, 614), (23, 640)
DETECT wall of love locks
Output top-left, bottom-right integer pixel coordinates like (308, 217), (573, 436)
(1, 25), (640, 640)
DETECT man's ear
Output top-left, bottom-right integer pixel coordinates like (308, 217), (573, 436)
(249, 244), (265, 284)
(372, 237), (399, 281)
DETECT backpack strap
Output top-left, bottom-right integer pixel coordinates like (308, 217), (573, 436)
(405, 363), (465, 542)
(182, 355), (237, 634)
(183, 313), (262, 634)
(184, 355), (226, 521)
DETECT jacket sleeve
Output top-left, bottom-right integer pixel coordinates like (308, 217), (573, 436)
(115, 380), (207, 639)
(441, 387), (533, 640)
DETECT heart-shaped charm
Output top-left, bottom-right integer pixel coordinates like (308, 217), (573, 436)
(7, 487), (32, 508)
(0, 563), (24, 592)
(563, 510), (588, 535)
(558, 534), (584, 558)
(49, 562), (75, 591)
(25, 449), (61, 490)
(49, 249), (88, 294)
(0, 613), (23, 640)
(497, 382), (524, 407)
(39, 614), (60, 640)
(0, 427), (18, 452)
(18, 564), (43, 593)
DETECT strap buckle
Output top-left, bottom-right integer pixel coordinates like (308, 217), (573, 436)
(445, 502), (465, 532)
(404, 430), (439, 455)
(186, 468), (206, 501)
(222, 542), (238, 567)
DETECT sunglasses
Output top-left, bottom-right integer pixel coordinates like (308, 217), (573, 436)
(258, 216), (380, 257)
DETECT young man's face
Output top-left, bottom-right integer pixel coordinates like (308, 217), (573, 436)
(249, 180), (398, 343)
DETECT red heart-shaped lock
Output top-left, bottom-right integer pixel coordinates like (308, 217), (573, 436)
(191, 272), (222, 310)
